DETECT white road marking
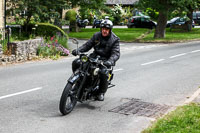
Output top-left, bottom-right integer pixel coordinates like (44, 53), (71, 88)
(141, 49), (199, 66)
(169, 53), (187, 59)
(141, 59), (165, 66)
(190, 49), (200, 53)
(0, 87), (43, 100)
(113, 68), (123, 72)
(184, 87), (200, 104)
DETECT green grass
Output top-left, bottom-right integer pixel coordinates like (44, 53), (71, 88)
(68, 28), (149, 42)
(113, 28), (149, 42)
(143, 103), (200, 133)
(68, 28), (99, 39)
(67, 28), (200, 43)
(141, 28), (200, 42)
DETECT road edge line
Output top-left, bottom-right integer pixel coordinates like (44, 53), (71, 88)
(184, 87), (200, 104)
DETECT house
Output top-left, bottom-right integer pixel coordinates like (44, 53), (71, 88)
(0, 0), (5, 31)
(105, 0), (138, 7)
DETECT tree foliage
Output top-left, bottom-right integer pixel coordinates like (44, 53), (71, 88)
(70, 0), (110, 19)
(7, 0), (69, 26)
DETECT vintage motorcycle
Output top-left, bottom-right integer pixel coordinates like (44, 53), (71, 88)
(92, 16), (102, 28)
(59, 39), (115, 115)
(76, 16), (89, 28)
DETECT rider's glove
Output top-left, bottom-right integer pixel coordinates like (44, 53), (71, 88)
(72, 49), (78, 56)
(103, 60), (112, 67)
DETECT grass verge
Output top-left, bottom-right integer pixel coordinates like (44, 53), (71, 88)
(142, 103), (200, 133)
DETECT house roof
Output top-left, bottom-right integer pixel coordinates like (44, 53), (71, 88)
(105, 0), (138, 5)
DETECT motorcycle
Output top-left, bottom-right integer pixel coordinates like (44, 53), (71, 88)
(59, 38), (115, 115)
(93, 16), (110, 28)
(76, 16), (89, 28)
(92, 16), (102, 28)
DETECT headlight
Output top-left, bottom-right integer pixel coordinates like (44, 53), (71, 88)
(81, 55), (88, 62)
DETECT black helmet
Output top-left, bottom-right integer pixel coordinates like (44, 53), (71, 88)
(100, 19), (113, 29)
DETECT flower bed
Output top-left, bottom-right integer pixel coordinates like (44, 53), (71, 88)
(37, 36), (70, 60)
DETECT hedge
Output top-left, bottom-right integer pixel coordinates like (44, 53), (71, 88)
(35, 23), (68, 39)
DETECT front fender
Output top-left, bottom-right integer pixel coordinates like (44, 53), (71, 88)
(68, 73), (80, 84)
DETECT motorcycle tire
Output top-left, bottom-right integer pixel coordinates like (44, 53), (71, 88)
(59, 82), (77, 115)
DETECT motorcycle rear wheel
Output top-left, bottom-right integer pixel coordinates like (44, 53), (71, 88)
(59, 82), (78, 115)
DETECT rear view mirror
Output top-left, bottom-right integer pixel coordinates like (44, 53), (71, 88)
(72, 38), (79, 45)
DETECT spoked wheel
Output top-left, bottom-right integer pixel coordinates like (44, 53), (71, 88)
(59, 82), (78, 115)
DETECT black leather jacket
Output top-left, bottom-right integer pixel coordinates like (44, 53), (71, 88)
(78, 31), (120, 65)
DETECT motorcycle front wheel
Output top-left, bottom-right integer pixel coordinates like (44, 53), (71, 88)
(59, 82), (78, 115)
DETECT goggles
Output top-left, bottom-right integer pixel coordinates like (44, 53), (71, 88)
(100, 23), (112, 29)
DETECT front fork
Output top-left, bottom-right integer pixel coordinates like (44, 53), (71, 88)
(68, 72), (87, 101)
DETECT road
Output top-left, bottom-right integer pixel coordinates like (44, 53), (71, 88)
(0, 41), (200, 133)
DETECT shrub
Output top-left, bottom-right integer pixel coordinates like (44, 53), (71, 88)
(9, 23), (69, 43)
(65, 9), (77, 25)
(0, 33), (8, 53)
(35, 23), (68, 39)
(1, 39), (8, 53)
(34, 23), (69, 49)
(65, 9), (78, 32)
(111, 4), (124, 25)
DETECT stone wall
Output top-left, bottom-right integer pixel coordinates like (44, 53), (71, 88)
(0, 38), (44, 65)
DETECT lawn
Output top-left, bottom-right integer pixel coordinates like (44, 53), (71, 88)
(67, 28), (149, 42)
(67, 28), (200, 43)
(143, 103), (200, 133)
(141, 28), (200, 42)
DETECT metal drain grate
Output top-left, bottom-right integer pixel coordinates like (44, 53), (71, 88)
(109, 98), (171, 118)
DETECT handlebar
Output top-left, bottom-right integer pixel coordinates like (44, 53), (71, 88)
(78, 53), (111, 69)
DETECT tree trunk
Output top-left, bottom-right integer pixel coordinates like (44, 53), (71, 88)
(186, 7), (193, 31)
(154, 11), (168, 38)
(69, 22), (80, 32)
(75, 23), (80, 32)
(25, 15), (31, 33)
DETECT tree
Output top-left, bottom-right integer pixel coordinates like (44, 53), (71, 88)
(137, 0), (176, 38)
(7, 0), (69, 26)
(65, 0), (109, 32)
(137, 0), (200, 38)
(179, 0), (200, 31)
(70, 0), (109, 19)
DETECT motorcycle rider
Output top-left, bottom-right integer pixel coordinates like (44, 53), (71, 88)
(72, 19), (120, 101)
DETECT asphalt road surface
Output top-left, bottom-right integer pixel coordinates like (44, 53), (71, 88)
(0, 41), (200, 133)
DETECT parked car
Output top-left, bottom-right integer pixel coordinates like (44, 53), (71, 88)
(166, 17), (195, 28)
(127, 16), (156, 29)
(193, 11), (200, 25)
